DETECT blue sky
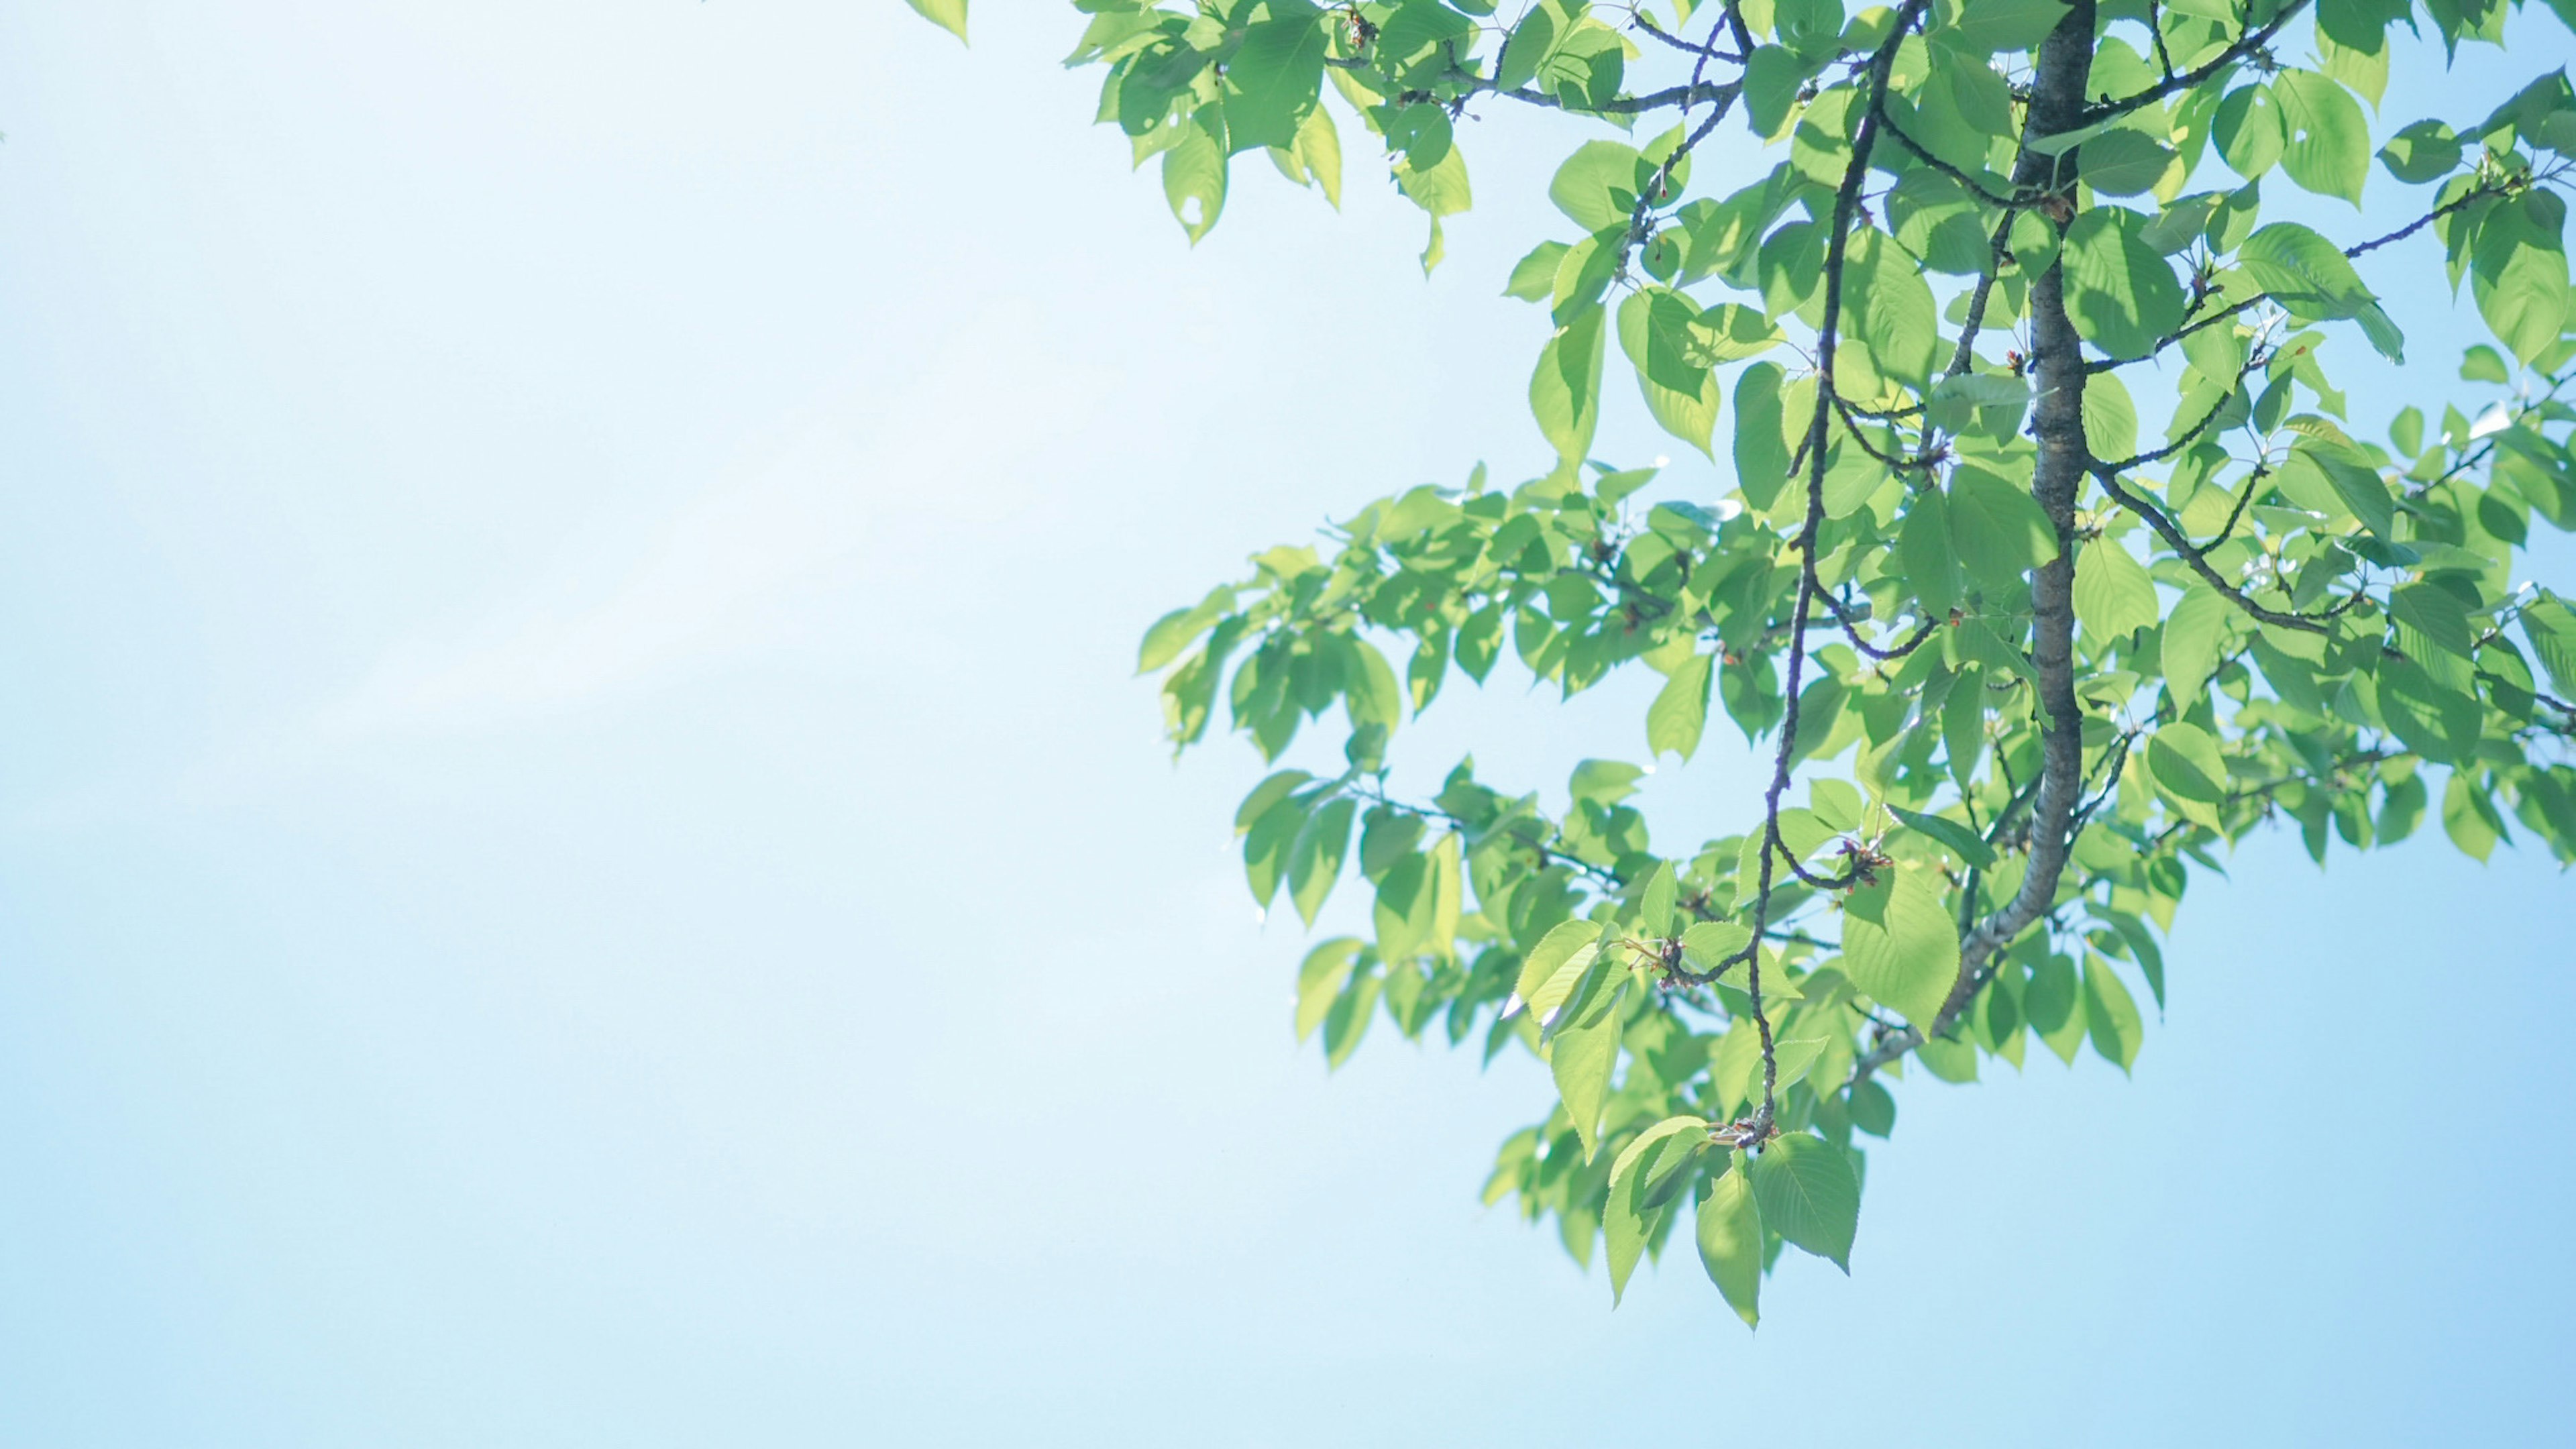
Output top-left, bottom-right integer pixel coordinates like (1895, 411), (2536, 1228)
(2, 3), (2571, 1445)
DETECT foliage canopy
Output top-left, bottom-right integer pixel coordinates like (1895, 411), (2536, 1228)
(914, 0), (2576, 1320)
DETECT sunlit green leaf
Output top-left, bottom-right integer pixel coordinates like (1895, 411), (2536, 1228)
(1696, 1161), (1763, 1324)
(1748, 1133), (1859, 1271)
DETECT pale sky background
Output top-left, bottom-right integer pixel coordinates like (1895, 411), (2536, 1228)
(2, 4), (2572, 1446)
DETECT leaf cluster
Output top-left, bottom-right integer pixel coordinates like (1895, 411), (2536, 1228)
(919, 0), (2576, 1316)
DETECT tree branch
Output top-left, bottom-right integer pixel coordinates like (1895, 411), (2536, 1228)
(2080, 0), (2310, 123)
(1856, 0), (2098, 1077)
(2090, 466), (2339, 635)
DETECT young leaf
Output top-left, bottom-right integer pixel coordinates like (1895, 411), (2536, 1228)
(2442, 770), (2502, 861)
(1161, 113), (1229, 244)
(1945, 0), (2073, 54)
(1549, 982), (1627, 1159)
(2074, 536), (2159, 641)
(2083, 957), (2144, 1071)
(1514, 918), (1606, 1008)
(1696, 1162), (1763, 1326)
(1532, 305), (1609, 464)
(2379, 119), (2462, 184)
(1839, 864), (1960, 1029)
(1287, 796), (1357, 925)
(1888, 804), (1998, 869)
(2522, 592), (2576, 697)
(2062, 207), (2188, 360)
(1294, 937), (1363, 1042)
(1648, 653), (1715, 760)
(2214, 85), (2285, 180)
(902, 0), (968, 43)
(2146, 721), (2229, 827)
(1639, 861), (1677, 938)
(1949, 464), (2060, 589)
(1682, 920), (1754, 975)
(1550, 140), (1650, 231)
(2274, 70), (2371, 207)
(2160, 585), (2238, 708)
(1748, 1134), (1860, 1271)
(1222, 9), (1326, 152)
(2238, 223), (2380, 319)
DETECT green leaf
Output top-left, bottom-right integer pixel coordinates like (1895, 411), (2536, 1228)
(2142, 194), (2224, 256)
(2074, 536), (2160, 641)
(1945, 0), (2072, 53)
(1293, 937), (1364, 1042)
(2391, 582), (2475, 660)
(1839, 864), (1960, 1028)
(2079, 129), (2180, 196)
(1777, 0), (1847, 57)
(1648, 652), (1715, 761)
(1733, 363), (1792, 511)
(1532, 304), (1609, 464)
(1550, 140), (1650, 231)
(1748, 1134), (1860, 1271)
(2146, 720), (2229, 827)
(1613, 1116), (1711, 1192)
(1358, 805), (1425, 879)
(1505, 241), (1573, 301)
(1550, 981), (1627, 1160)
(903, 0), (968, 43)
(2472, 213), (2571, 367)
(1223, 7), (1326, 152)
(1161, 112), (1228, 243)
(1514, 918), (1606, 1008)
(2377, 655), (2480, 764)
(2379, 119), (2463, 184)
(1741, 44), (1809, 139)
(1393, 145), (1472, 272)
(1495, 0), (1560, 91)
(2083, 957), (2144, 1072)
(1681, 920), (1753, 975)
(2161, 585), (2238, 708)
(1373, 851), (1436, 960)
(2024, 951), (2086, 1063)
(1320, 963), (1381, 1069)
(2214, 85), (2285, 180)
(1242, 784), (1313, 906)
(1940, 50), (2020, 137)
(1570, 757), (1646, 806)
(1137, 592), (1229, 673)
(2522, 592), (2576, 697)
(1288, 796), (1357, 925)
(1888, 804), (1998, 869)
(1426, 831), (1461, 959)
(2274, 70), (2371, 207)
(1898, 484), (1963, 616)
(1848, 229), (1942, 385)
(2442, 770), (2503, 861)
(1696, 1162), (1763, 1325)
(2292, 440), (2398, 539)
(2239, 222), (2381, 321)
(1607, 1118), (1705, 1304)
(2062, 207), (2188, 360)
(2083, 370), (2139, 462)
(2318, 25), (2390, 107)
(1616, 288), (1725, 455)
(1639, 861), (1677, 938)
(1948, 464), (2060, 590)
